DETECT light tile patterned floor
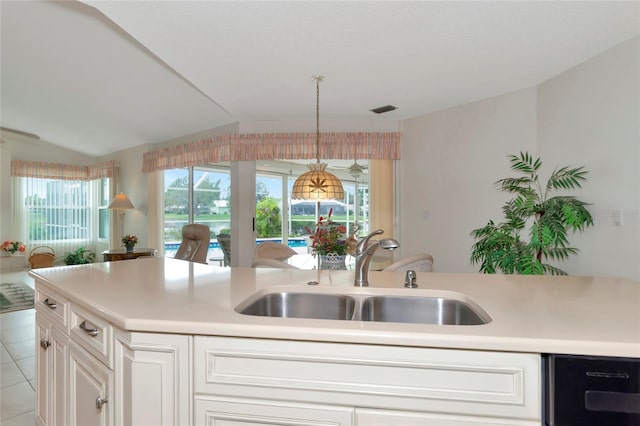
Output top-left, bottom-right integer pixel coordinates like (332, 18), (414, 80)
(0, 270), (35, 426)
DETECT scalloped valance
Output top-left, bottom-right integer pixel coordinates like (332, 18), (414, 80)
(142, 132), (401, 173)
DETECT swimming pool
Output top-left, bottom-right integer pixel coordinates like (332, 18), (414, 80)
(164, 238), (308, 258)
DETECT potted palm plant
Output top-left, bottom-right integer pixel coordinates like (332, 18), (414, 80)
(470, 152), (594, 275)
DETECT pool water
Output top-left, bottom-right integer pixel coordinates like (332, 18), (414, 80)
(164, 238), (308, 259)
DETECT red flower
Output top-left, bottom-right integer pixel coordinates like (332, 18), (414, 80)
(306, 213), (348, 255)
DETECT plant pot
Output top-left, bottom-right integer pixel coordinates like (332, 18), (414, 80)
(320, 253), (347, 270)
(125, 245), (135, 253)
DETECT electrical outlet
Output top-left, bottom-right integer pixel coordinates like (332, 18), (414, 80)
(613, 209), (623, 226)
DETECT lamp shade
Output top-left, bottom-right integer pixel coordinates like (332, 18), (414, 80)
(108, 192), (134, 210)
(291, 163), (345, 200)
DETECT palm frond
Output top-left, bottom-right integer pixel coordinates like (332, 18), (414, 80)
(541, 263), (568, 276)
(546, 166), (588, 192)
(508, 152), (542, 175)
(496, 177), (534, 194)
(516, 255), (544, 275)
(544, 247), (579, 261)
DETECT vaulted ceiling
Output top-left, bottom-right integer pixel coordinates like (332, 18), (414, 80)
(1, 0), (638, 157)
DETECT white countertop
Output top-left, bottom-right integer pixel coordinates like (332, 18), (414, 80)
(31, 257), (640, 358)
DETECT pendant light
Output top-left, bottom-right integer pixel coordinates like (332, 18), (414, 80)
(291, 75), (344, 200)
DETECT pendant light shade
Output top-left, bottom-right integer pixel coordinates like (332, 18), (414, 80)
(291, 162), (345, 200)
(291, 75), (344, 201)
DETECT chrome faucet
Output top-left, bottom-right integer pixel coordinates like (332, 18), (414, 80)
(354, 229), (400, 287)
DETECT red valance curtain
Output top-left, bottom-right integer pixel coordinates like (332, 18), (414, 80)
(11, 160), (116, 181)
(142, 132), (401, 173)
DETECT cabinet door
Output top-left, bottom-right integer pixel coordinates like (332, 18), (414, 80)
(50, 325), (68, 426)
(194, 397), (353, 426)
(68, 342), (113, 426)
(356, 408), (539, 426)
(36, 316), (68, 426)
(35, 317), (49, 426)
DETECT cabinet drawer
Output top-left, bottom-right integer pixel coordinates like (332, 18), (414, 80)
(35, 284), (69, 331)
(194, 396), (353, 426)
(70, 304), (113, 368)
(194, 336), (541, 421)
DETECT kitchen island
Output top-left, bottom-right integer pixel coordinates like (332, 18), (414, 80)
(31, 257), (639, 426)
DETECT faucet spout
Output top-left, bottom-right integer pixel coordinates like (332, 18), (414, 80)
(354, 229), (399, 287)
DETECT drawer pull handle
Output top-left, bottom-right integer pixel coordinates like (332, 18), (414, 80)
(79, 321), (99, 337)
(95, 396), (108, 410)
(40, 338), (51, 350)
(43, 298), (57, 309)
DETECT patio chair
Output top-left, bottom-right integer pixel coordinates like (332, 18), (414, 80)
(254, 241), (297, 261)
(382, 253), (434, 273)
(175, 224), (210, 264)
(251, 257), (300, 269)
(216, 233), (231, 266)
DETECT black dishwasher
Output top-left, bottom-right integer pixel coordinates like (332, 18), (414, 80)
(544, 354), (640, 425)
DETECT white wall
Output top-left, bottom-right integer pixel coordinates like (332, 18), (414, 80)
(400, 88), (538, 273)
(537, 36), (639, 280)
(400, 36), (639, 280)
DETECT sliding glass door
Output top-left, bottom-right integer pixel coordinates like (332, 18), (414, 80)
(255, 160), (369, 255)
(163, 165), (230, 261)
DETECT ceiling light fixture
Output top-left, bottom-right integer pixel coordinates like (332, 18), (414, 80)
(348, 160), (366, 179)
(291, 75), (344, 200)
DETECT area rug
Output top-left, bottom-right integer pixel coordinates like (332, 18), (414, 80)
(0, 282), (34, 314)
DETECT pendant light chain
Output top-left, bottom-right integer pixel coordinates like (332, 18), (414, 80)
(314, 75), (323, 164)
(291, 74), (344, 200)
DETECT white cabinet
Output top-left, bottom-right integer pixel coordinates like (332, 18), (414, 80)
(194, 336), (541, 425)
(35, 282), (190, 426)
(35, 278), (542, 426)
(35, 286), (69, 426)
(113, 331), (191, 426)
(0, 254), (26, 272)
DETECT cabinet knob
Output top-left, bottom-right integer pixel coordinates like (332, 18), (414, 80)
(39, 338), (51, 350)
(95, 396), (108, 410)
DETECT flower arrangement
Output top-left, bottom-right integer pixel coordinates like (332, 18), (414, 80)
(306, 209), (349, 256)
(121, 234), (138, 248)
(1, 240), (26, 255)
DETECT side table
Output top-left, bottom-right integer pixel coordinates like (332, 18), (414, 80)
(102, 248), (157, 262)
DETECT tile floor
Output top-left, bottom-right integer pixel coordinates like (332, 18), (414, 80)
(1, 270), (36, 426)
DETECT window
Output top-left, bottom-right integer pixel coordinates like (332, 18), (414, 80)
(18, 176), (107, 254)
(255, 160), (370, 253)
(97, 178), (110, 240)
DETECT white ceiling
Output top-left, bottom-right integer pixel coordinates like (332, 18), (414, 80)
(1, 0), (638, 157)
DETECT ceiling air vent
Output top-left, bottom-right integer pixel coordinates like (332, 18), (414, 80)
(370, 105), (397, 114)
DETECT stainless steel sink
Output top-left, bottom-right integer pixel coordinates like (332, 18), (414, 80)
(360, 296), (491, 325)
(236, 292), (356, 320)
(236, 291), (491, 325)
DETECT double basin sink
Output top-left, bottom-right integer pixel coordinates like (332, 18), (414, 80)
(235, 290), (491, 326)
